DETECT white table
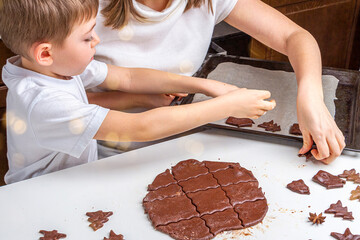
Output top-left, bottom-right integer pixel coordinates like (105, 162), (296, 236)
(0, 129), (359, 240)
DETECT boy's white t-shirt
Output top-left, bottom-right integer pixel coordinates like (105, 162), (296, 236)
(95, 0), (238, 76)
(2, 56), (110, 184)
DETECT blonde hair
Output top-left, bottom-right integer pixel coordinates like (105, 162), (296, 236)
(102, 0), (213, 30)
(0, 0), (99, 58)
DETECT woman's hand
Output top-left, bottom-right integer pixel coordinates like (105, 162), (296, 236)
(141, 93), (188, 109)
(297, 91), (345, 164)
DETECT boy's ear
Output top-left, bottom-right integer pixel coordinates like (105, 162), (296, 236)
(32, 42), (53, 66)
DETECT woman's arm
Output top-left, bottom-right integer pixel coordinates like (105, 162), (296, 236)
(98, 64), (239, 98)
(224, 0), (345, 163)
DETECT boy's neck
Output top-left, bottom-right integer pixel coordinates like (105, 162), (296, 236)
(20, 56), (70, 80)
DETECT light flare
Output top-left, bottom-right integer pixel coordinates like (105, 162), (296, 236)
(184, 139), (204, 156)
(12, 153), (25, 168)
(118, 25), (134, 41)
(179, 60), (194, 74)
(69, 118), (85, 135)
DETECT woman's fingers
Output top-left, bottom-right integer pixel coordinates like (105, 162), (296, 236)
(320, 129), (345, 164)
(320, 136), (342, 164)
(311, 135), (330, 160)
(335, 131), (346, 151)
(169, 93), (189, 97)
(299, 131), (313, 155)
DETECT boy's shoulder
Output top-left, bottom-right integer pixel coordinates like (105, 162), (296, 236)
(3, 56), (86, 109)
(2, 57), (42, 93)
(3, 56), (80, 91)
(2, 56), (47, 85)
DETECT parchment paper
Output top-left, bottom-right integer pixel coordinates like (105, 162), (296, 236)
(192, 62), (339, 137)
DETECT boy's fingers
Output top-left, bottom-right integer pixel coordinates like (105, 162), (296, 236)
(256, 110), (266, 116)
(261, 100), (276, 110)
(259, 90), (271, 99)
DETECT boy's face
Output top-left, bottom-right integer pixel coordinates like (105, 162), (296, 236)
(51, 17), (99, 77)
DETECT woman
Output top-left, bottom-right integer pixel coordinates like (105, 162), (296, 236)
(91, 0), (345, 163)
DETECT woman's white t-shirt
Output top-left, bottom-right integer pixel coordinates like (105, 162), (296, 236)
(94, 0), (238, 155)
(95, 0), (238, 75)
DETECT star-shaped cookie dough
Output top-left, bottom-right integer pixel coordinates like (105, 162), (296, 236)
(350, 186), (360, 201)
(39, 230), (66, 240)
(331, 228), (360, 240)
(104, 230), (124, 240)
(86, 210), (113, 231)
(258, 120), (281, 132)
(339, 169), (360, 184)
(325, 200), (354, 220)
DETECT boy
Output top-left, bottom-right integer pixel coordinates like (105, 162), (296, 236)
(0, 0), (275, 184)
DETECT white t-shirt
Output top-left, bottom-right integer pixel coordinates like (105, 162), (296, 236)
(2, 56), (109, 184)
(95, 0), (238, 75)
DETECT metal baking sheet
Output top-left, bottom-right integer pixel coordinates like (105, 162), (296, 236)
(182, 55), (360, 152)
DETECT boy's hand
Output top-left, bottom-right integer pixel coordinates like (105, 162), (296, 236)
(226, 88), (276, 119)
(205, 82), (239, 97)
(297, 93), (345, 164)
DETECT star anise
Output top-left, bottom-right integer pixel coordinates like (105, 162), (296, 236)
(104, 230), (124, 240)
(350, 186), (360, 201)
(39, 230), (66, 240)
(331, 228), (360, 240)
(308, 212), (326, 225)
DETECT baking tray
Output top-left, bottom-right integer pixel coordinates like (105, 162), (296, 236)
(178, 54), (360, 152)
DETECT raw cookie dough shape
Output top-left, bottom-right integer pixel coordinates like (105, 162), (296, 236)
(289, 123), (302, 135)
(143, 159), (268, 240)
(39, 230), (66, 240)
(258, 120), (281, 132)
(338, 169), (360, 184)
(86, 210), (113, 231)
(325, 200), (354, 220)
(287, 179), (310, 194)
(350, 186), (360, 201)
(225, 117), (255, 127)
(104, 230), (124, 240)
(331, 228), (360, 240)
(313, 170), (346, 189)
